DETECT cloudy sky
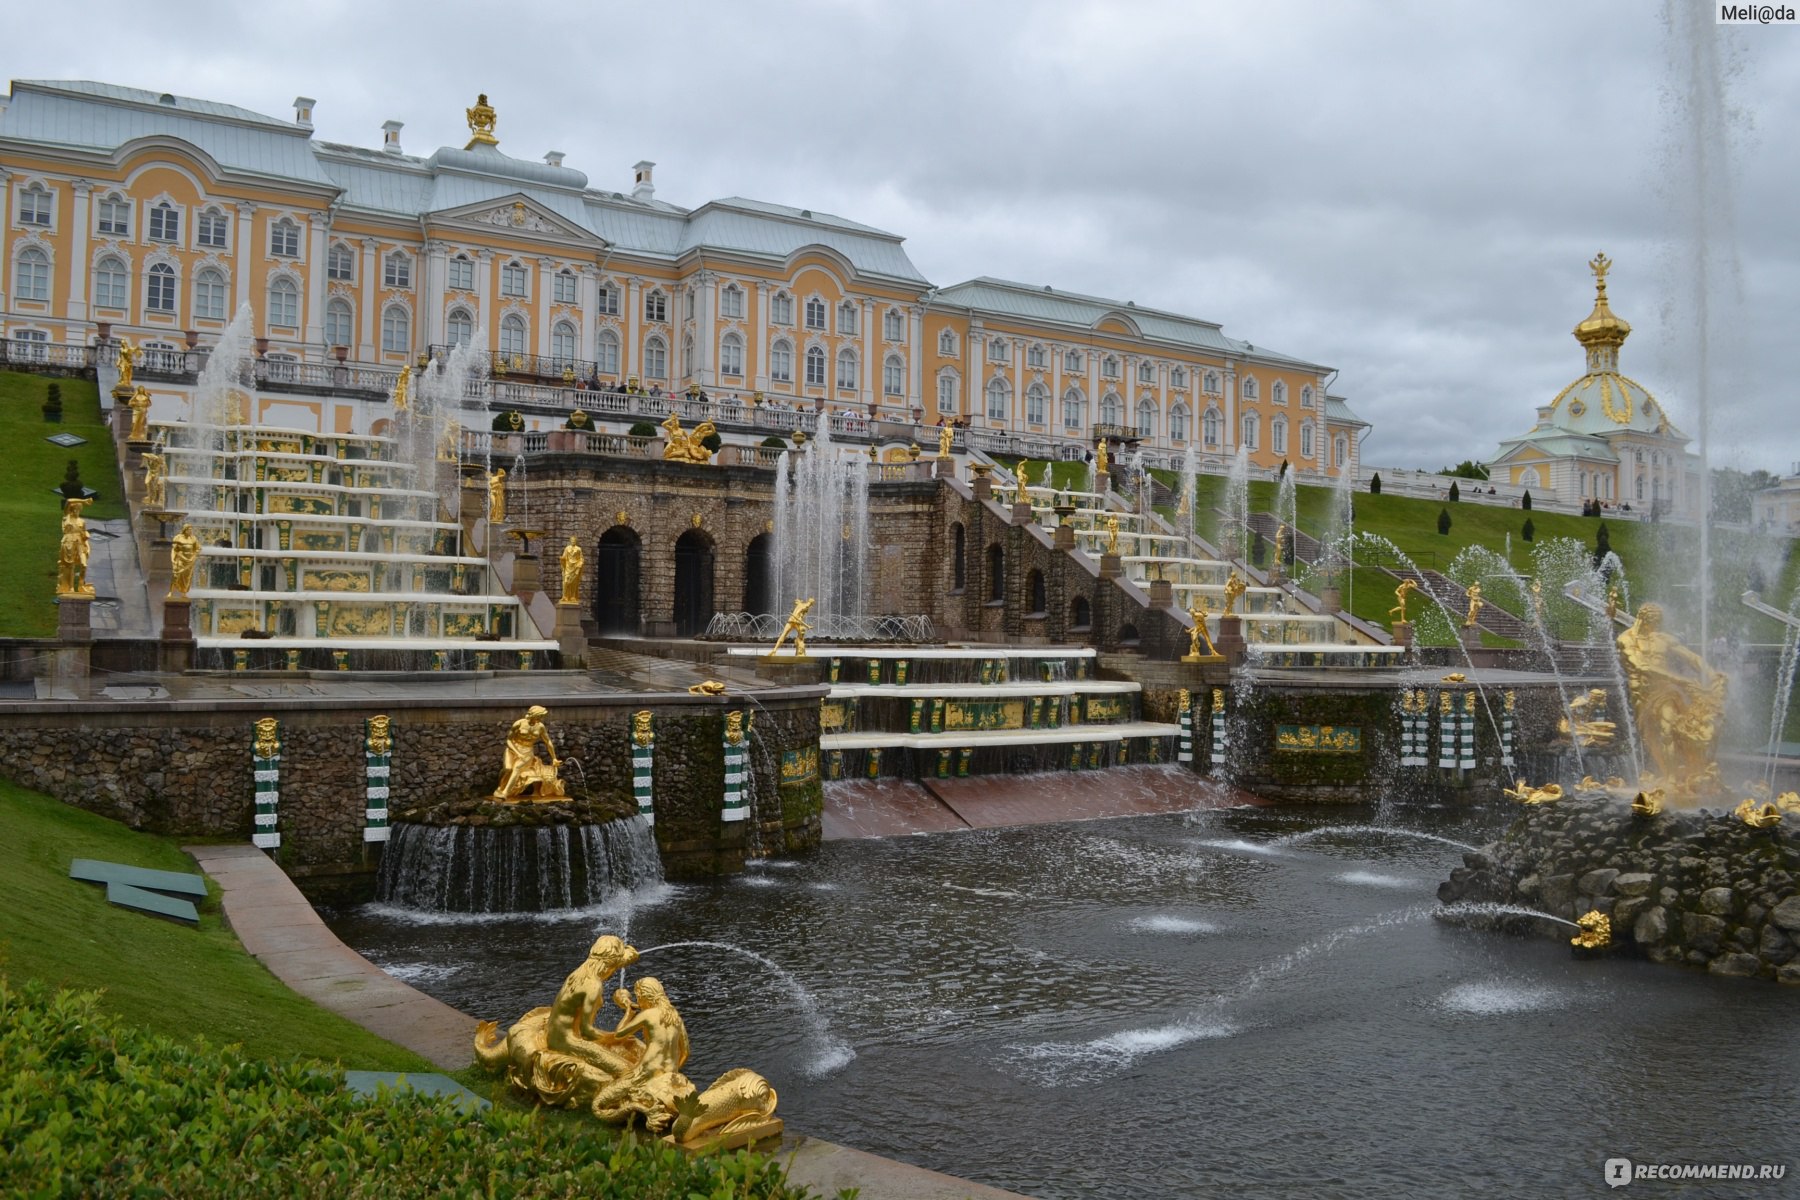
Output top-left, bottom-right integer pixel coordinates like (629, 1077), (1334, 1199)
(11, 0), (1796, 473)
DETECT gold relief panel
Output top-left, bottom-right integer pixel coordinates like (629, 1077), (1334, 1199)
(256, 437), (304, 454)
(322, 604), (392, 637)
(942, 699), (1028, 732)
(266, 466), (309, 484)
(303, 568), (372, 593)
(267, 494), (336, 517)
(780, 746), (819, 786)
(214, 607), (260, 636)
(1274, 724), (1362, 754)
(443, 611), (488, 638)
(1083, 694), (1125, 723)
(294, 530), (345, 552)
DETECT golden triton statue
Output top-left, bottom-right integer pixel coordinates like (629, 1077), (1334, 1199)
(1463, 581), (1483, 629)
(770, 597), (814, 658)
(465, 92), (499, 147)
(1631, 788), (1665, 817)
(1274, 524), (1288, 573)
(1503, 780), (1563, 805)
(1605, 584), (1621, 624)
(169, 523), (201, 599)
(1390, 577), (1419, 626)
(487, 468), (507, 525)
(115, 338), (141, 390)
(438, 417), (461, 462)
(1184, 602), (1220, 662)
(559, 535), (583, 605)
(141, 451), (167, 509)
(632, 711), (654, 745)
(1734, 799), (1783, 829)
(391, 364), (411, 413)
(492, 705), (567, 802)
(1105, 516), (1121, 557)
(367, 714), (393, 756)
(474, 936), (781, 1149)
(1616, 602), (1726, 798)
(126, 385), (152, 441)
(1221, 569), (1245, 618)
(56, 498), (96, 597)
(1557, 688), (1618, 749)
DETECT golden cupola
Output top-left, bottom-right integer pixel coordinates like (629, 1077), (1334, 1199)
(1546, 252), (1676, 437)
(1572, 251), (1631, 373)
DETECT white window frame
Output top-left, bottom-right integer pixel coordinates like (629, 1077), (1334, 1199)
(805, 296), (827, 331)
(721, 283), (744, 319)
(937, 370), (960, 415)
(644, 335), (668, 379)
(771, 291), (793, 325)
(1064, 350), (1083, 373)
(1102, 356), (1120, 379)
(97, 194), (130, 236)
(15, 247), (51, 302)
(1203, 408), (1221, 445)
(883, 309), (904, 341)
(94, 256), (129, 309)
(1241, 375), (1258, 401)
(197, 206), (229, 249)
(448, 256), (474, 291)
(595, 328), (620, 374)
(269, 218), (300, 258)
(720, 332), (744, 378)
(1241, 413), (1259, 450)
(805, 344), (826, 386)
(986, 378), (1009, 420)
(500, 314), (528, 357)
(148, 201), (181, 244)
(268, 276), (300, 328)
(381, 304), (411, 354)
(1137, 400), (1155, 438)
(644, 290), (668, 324)
(194, 268), (228, 320)
(381, 252), (410, 290)
(145, 262), (176, 313)
(596, 281), (619, 315)
(1273, 381), (1287, 405)
(17, 184), (53, 227)
(327, 299), (356, 347)
(1170, 404), (1189, 441)
(551, 320), (577, 364)
(938, 328), (958, 357)
(1137, 360), (1154, 384)
(1027, 343), (1046, 369)
(883, 354), (904, 396)
(1062, 388), (1083, 430)
(837, 301), (858, 335)
(553, 270), (577, 304)
(327, 243), (355, 282)
(770, 339), (794, 383)
(1272, 418), (1287, 456)
(1026, 384), (1047, 425)
(989, 338), (1009, 363)
(500, 261), (528, 298)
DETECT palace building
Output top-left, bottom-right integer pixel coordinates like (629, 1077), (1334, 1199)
(1488, 254), (1698, 516)
(0, 79), (1366, 473)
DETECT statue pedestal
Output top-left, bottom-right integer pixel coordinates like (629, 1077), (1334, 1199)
(1099, 553), (1122, 580)
(1147, 578), (1174, 607)
(161, 598), (194, 643)
(1214, 614), (1246, 665)
(1320, 585), (1342, 613)
(1459, 625), (1481, 651)
(755, 655), (822, 686)
(554, 601), (586, 666)
(971, 473), (993, 501)
(511, 553), (540, 598)
(934, 457), (954, 479)
(1011, 501), (1034, 525)
(56, 595), (93, 642)
(145, 535), (173, 599)
(1054, 522), (1076, 551)
(124, 437), (152, 474)
(1392, 620), (1414, 648)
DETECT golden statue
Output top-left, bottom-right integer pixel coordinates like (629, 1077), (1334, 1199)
(725, 711), (746, 745)
(687, 680), (726, 696)
(367, 714), (393, 756)
(1389, 578), (1419, 626)
(169, 523), (201, 599)
(1605, 584), (1621, 624)
(1014, 461), (1031, 505)
(1616, 602), (1726, 796)
(1734, 799), (1783, 829)
(1441, 672), (1467, 683)
(487, 468), (507, 525)
(474, 936), (781, 1149)
(1557, 688), (1617, 748)
(438, 417), (461, 461)
(253, 717), (280, 760)
(1105, 516), (1121, 557)
(1095, 438), (1109, 476)
(126, 385), (152, 441)
(632, 711), (654, 746)
(937, 423), (953, 459)
(141, 451), (167, 509)
(659, 413), (717, 464)
(491, 705), (567, 802)
(1631, 788), (1665, 817)
(1571, 911), (1612, 950)
(770, 598), (814, 658)
(56, 498), (96, 597)
(465, 92), (499, 147)
(391, 364), (411, 413)
(1529, 577), (1546, 622)
(1221, 569), (1245, 618)
(1273, 524), (1288, 572)
(559, 535), (583, 605)
(1503, 780), (1563, 805)
(1184, 603), (1220, 661)
(115, 338), (141, 389)
(1463, 581), (1483, 629)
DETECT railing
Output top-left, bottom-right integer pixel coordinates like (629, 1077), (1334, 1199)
(431, 345), (595, 383)
(1, 339), (96, 370)
(700, 612), (936, 642)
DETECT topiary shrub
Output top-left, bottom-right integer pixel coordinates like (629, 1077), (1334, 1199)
(700, 430), (723, 453)
(1448, 480), (1460, 502)
(1522, 517), (1535, 542)
(1593, 521), (1612, 569)
(491, 409), (524, 432)
(629, 421), (658, 438)
(1437, 508), (1452, 536)
(58, 459), (88, 500)
(42, 382), (63, 423)
(760, 435), (787, 450)
(1370, 472), (1382, 495)
(1251, 529), (1267, 566)
(1521, 490), (1532, 511)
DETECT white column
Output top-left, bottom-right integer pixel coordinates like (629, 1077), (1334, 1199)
(233, 202), (257, 315)
(696, 272), (715, 385)
(304, 213), (329, 346)
(577, 265), (598, 360)
(424, 240), (448, 348)
(754, 281), (770, 390)
(536, 257), (555, 356)
(625, 277), (641, 379)
(908, 304), (924, 408)
(1086, 351), (1099, 442)
(1011, 341), (1024, 433)
(66, 181), (92, 328)
(968, 321), (984, 423)
(359, 238), (379, 352)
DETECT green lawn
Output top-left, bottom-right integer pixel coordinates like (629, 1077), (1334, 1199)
(0, 779), (429, 1071)
(0, 371), (126, 637)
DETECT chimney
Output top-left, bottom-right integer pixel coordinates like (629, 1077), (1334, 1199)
(545, 150), (565, 168)
(632, 160), (656, 201)
(382, 120), (404, 155)
(293, 96), (316, 129)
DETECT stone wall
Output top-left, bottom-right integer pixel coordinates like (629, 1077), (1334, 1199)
(1439, 799), (1800, 983)
(0, 691), (822, 885)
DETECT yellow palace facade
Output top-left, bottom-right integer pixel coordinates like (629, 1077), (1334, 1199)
(0, 80), (1367, 473)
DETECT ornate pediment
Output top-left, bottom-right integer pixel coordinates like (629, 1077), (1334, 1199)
(428, 194), (605, 248)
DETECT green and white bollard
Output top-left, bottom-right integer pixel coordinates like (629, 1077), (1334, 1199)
(363, 715), (391, 843)
(721, 711), (749, 823)
(251, 717), (281, 851)
(1178, 688), (1194, 764)
(631, 710), (655, 826)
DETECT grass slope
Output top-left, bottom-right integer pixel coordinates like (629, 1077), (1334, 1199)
(0, 371), (126, 637)
(0, 779), (428, 1071)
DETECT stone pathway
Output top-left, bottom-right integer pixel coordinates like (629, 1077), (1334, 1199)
(83, 518), (154, 638)
(184, 841), (1033, 1198)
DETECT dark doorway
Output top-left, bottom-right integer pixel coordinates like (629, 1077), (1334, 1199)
(744, 532), (774, 614)
(986, 544), (1005, 602)
(951, 523), (966, 592)
(1071, 595), (1091, 629)
(594, 527), (641, 635)
(674, 529), (716, 637)
(1028, 569), (1047, 616)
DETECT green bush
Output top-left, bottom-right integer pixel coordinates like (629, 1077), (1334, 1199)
(630, 421), (658, 438)
(1522, 517), (1535, 542)
(1521, 490), (1532, 511)
(701, 430), (723, 453)
(491, 410), (525, 432)
(761, 435), (787, 450)
(1369, 472), (1381, 495)
(1437, 508), (1452, 536)
(0, 979), (838, 1199)
(1447, 480), (1460, 502)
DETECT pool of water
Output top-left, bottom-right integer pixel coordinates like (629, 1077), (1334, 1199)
(326, 801), (1800, 1199)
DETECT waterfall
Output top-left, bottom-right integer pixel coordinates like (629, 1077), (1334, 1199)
(771, 422), (870, 623)
(374, 816), (663, 913)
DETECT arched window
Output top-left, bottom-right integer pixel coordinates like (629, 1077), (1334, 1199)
(327, 243), (355, 281)
(1071, 595), (1092, 629)
(986, 543), (1005, 602)
(145, 262), (175, 312)
(381, 304), (410, 354)
(595, 328), (620, 374)
(1271, 417), (1287, 455)
(268, 218), (300, 258)
(771, 339), (794, 383)
(986, 378), (1010, 420)
(1241, 375), (1258, 401)
(1300, 423), (1314, 458)
(835, 348), (857, 389)
(1062, 387), (1084, 430)
(938, 328), (958, 356)
(1027, 569), (1047, 616)
(951, 523), (966, 591)
(1241, 413), (1259, 450)
(838, 301), (858, 335)
(195, 268), (227, 321)
(15, 247), (51, 302)
(1137, 360), (1154, 384)
(883, 354), (904, 396)
(1027, 343), (1047, 368)
(327, 299), (355, 348)
(1026, 383), (1048, 425)
(1171, 367), (1187, 389)
(884, 309), (904, 341)
(721, 332), (745, 377)
(989, 337), (1009, 363)
(1100, 392), (1122, 426)
(551, 320), (577, 365)
(148, 200), (181, 243)
(1203, 407), (1221, 445)
(1136, 399), (1155, 438)
(500, 260), (527, 297)
(681, 334), (694, 377)
(1333, 435), (1348, 468)
(1102, 356), (1120, 379)
(500, 314), (527, 357)
(93, 256), (128, 309)
(1272, 381), (1287, 405)
(804, 296), (826, 330)
(644, 335), (668, 379)
(1170, 403), (1189, 441)
(805, 345), (826, 387)
(771, 291), (793, 324)
(937, 370), (960, 415)
(1203, 370), (1220, 394)
(721, 283), (744, 318)
(1300, 385), (1313, 408)
(1064, 349), (1083, 373)
(267, 276), (299, 327)
(644, 289), (667, 323)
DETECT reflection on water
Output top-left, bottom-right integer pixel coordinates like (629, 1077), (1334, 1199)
(327, 804), (1800, 1200)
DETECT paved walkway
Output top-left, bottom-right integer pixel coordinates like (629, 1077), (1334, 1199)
(185, 842), (1031, 1199)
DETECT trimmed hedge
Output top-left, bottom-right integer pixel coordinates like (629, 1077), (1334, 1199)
(0, 979), (839, 1199)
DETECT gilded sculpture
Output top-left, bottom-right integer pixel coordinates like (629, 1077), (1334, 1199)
(1389, 578), (1419, 626)
(487, 468), (507, 524)
(1571, 910), (1612, 950)
(56, 498), (96, 597)
(1221, 570), (1245, 618)
(1616, 602), (1726, 797)
(632, 711), (654, 746)
(169, 523), (201, 599)
(438, 417), (461, 461)
(1631, 788), (1665, 817)
(367, 714), (393, 756)
(660, 413), (717, 464)
(491, 705), (567, 802)
(559, 535), (583, 605)
(474, 936), (781, 1149)
(1273, 524), (1288, 577)
(253, 716), (281, 759)
(126, 385), (152, 441)
(1014, 461), (1031, 505)
(141, 451), (167, 509)
(770, 597), (814, 658)
(391, 364), (411, 413)
(937, 423), (953, 459)
(1463, 581), (1483, 629)
(1503, 780), (1563, 805)
(1557, 688), (1618, 749)
(1105, 516), (1121, 557)
(115, 338), (141, 390)
(725, 711), (746, 746)
(687, 680), (727, 696)
(466, 93), (499, 146)
(1184, 603), (1220, 662)
(1734, 799), (1784, 829)
(1095, 438), (1109, 476)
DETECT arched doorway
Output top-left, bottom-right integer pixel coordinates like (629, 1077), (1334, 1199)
(674, 529), (716, 637)
(744, 532), (773, 614)
(594, 527), (641, 635)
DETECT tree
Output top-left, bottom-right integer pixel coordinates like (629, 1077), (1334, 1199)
(1440, 459), (1490, 481)
(1593, 521), (1612, 569)
(1710, 466), (1778, 524)
(1521, 490), (1533, 511)
(760, 435), (787, 450)
(700, 430), (723, 453)
(58, 459), (88, 500)
(1522, 517), (1535, 542)
(629, 421), (658, 438)
(1448, 480), (1461, 502)
(1251, 529), (1267, 566)
(1437, 508), (1452, 536)
(1369, 472), (1382, 495)
(42, 381), (63, 423)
